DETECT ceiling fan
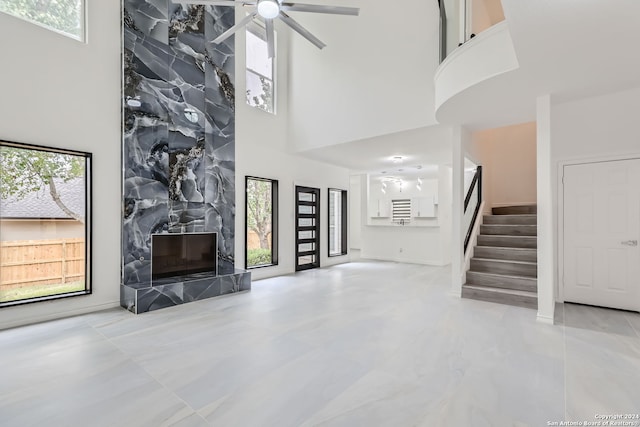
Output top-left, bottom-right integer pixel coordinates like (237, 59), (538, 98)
(176, 0), (360, 58)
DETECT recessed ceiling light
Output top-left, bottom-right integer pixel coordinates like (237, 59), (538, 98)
(392, 156), (404, 163)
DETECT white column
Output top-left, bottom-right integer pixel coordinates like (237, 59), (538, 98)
(536, 94), (556, 324)
(451, 126), (465, 296)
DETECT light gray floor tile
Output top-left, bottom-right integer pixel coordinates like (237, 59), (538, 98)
(1, 260), (639, 426)
(625, 311), (640, 338)
(564, 302), (637, 337)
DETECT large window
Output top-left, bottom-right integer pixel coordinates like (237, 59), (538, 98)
(246, 22), (275, 113)
(328, 188), (347, 257)
(0, 141), (92, 306)
(245, 177), (278, 268)
(0, 0), (85, 41)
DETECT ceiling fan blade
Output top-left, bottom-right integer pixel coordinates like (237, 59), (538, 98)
(172, 0), (256, 5)
(212, 11), (258, 44)
(265, 19), (276, 58)
(280, 3), (359, 16)
(278, 11), (326, 50)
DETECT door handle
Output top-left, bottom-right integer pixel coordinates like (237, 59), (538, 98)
(621, 240), (638, 246)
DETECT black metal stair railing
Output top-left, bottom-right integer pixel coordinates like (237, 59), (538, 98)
(463, 165), (482, 253)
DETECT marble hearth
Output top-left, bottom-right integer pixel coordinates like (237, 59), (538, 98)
(121, 266), (250, 314)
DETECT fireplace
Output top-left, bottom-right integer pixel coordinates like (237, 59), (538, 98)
(151, 232), (217, 280)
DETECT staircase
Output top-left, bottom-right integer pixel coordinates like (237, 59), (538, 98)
(462, 205), (538, 309)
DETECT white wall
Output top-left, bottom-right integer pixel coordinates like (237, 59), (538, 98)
(234, 16), (351, 281)
(551, 86), (640, 160)
(537, 94), (554, 324)
(287, 0), (440, 152)
(472, 121), (537, 212)
(367, 177), (440, 227)
(548, 85), (640, 313)
(451, 125), (474, 295)
(0, 1), (122, 329)
(359, 166), (452, 266)
(349, 175), (362, 249)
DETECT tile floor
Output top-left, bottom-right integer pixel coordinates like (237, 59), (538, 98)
(1, 260), (639, 427)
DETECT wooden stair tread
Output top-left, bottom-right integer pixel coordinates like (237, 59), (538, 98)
(475, 246), (536, 251)
(483, 214), (537, 218)
(479, 234), (536, 238)
(466, 271), (537, 281)
(472, 257), (537, 266)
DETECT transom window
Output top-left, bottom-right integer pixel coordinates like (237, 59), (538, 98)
(246, 22), (275, 114)
(0, 0), (86, 41)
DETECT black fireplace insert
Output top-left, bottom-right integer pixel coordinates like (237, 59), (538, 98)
(151, 232), (217, 280)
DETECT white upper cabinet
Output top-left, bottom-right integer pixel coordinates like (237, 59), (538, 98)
(369, 198), (390, 218)
(412, 196), (436, 218)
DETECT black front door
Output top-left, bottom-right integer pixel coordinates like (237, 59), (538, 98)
(295, 186), (320, 271)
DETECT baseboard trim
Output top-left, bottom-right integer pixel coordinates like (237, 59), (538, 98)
(536, 313), (554, 325)
(0, 300), (121, 331)
(359, 254), (447, 266)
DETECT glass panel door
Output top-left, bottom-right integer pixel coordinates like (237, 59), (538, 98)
(295, 186), (320, 271)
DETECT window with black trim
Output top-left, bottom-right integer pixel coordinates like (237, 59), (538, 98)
(246, 21), (275, 113)
(328, 188), (347, 257)
(0, 140), (92, 306)
(0, 0), (86, 41)
(245, 176), (278, 268)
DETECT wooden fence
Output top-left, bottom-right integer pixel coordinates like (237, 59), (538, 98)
(0, 238), (85, 289)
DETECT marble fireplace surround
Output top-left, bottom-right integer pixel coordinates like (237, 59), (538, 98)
(121, 0), (251, 314)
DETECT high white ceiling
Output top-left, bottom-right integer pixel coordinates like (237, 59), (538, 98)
(287, 0), (442, 152)
(294, 0), (640, 173)
(298, 124), (453, 176)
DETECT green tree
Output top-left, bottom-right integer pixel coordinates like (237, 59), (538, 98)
(0, 146), (85, 222)
(248, 76), (274, 113)
(247, 179), (272, 250)
(0, 0), (83, 38)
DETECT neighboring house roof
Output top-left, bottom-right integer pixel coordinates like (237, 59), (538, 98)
(0, 178), (85, 220)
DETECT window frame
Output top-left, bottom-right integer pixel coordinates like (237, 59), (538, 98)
(245, 20), (276, 114)
(0, 140), (92, 308)
(244, 176), (279, 270)
(0, 0), (87, 42)
(391, 198), (412, 225)
(328, 188), (348, 257)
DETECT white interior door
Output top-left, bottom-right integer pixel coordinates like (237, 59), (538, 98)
(563, 159), (640, 311)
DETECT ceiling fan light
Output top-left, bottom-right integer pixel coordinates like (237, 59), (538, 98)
(257, 0), (280, 19)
